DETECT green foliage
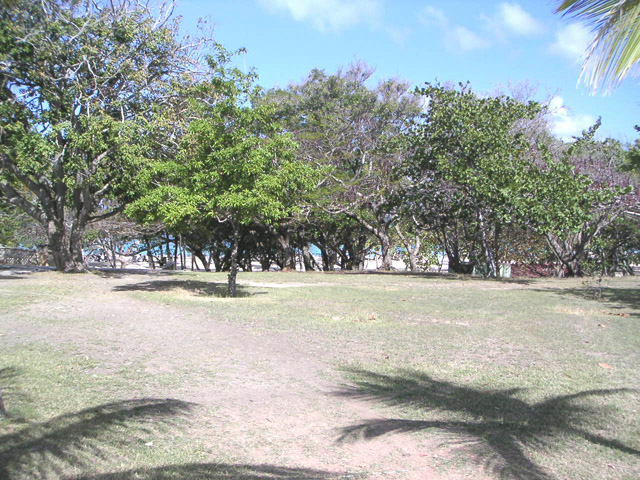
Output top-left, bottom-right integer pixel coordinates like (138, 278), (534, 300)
(586, 216), (640, 274)
(263, 63), (421, 269)
(407, 82), (541, 223)
(0, 203), (44, 247)
(127, 46), (317, 229)
(622, 126), (640, 177)
(533, 122), (636, 275)
(403, 82), (546, 274)
(403, 83), (635, 276)
(0, 0), (193, 270)
(126, 46), (317, 292)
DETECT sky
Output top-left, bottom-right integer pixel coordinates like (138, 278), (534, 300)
(173, 0), (638, 143)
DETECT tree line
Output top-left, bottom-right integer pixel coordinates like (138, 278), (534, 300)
(1, 1), (638, 295)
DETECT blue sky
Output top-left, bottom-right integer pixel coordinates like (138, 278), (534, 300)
(174, 0), (638, 143)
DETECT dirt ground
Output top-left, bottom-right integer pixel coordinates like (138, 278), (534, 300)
(1, 268), (491, 480)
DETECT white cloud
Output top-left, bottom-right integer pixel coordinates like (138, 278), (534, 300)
(451, 26), (490, 52)
(420, 6), (490, 52)
(420, 5), (447, 27)
(549, 23), (594, 62)
(257, 0), (382, 32)
(497, 3), (543, 36)
(547, 96), (596, 141)
(384, 25), (411, 44)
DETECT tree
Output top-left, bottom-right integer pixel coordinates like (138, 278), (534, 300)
(127, 49), (317, 296)
(0, 0), (194, 271)
(556, 0), (640, 92)
(587, 216), (640, 274)
(264, 64), (421, 270)
(402, 82), (541, 276)
(535, 124), (637, 276)
(622, 126), (640, 176)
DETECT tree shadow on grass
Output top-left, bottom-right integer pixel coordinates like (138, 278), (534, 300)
(94, 268), (177, 278)
(334, 368), (638, 480)
(0, 397), (195, 479)
(69, 463), (348, 479)
(0, 366), (21, 387)
(0, 370), (344, 480)
(0, 367), (25, 418)
(0, 275), (27, 280)
(533, 283), (640, 316)
(336, 270), (535, 285)
(112, 280), (262, 298)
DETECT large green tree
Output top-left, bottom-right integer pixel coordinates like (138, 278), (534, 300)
(0, 0), (194, 271)
(403, 82), (541, 276)
(404, 84), (635, 277)
(535, 124), (637, 276)
(264, 64), (421, 270)
(127, 50), (317, 296)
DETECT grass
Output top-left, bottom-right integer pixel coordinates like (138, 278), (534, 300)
(0, 269), (638, 479)
(0, 345), (204, 479)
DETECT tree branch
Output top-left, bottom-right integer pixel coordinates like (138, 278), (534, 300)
(0, 180), (46, 225)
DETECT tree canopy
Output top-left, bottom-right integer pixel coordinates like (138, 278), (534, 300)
(127, 48), (317, 295)
(0, 0), (196, 270)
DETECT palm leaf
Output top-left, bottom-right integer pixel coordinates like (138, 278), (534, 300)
(556, 0), (640, 92)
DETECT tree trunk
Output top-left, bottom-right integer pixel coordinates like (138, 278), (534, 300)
(444, 242), (472, 274)
(192, 248), (211, 272)
(566, 259), (582, 277)
(260, 256), (271, 272)
(47, 219), (86, 272)
(179, 235), (186, 270)
(173, 236), (178, 267)
(477, 210), (497, 277)
(379, 232), (392, 271)
(546, 233), (586, 277)
(162, 233), (171, 267)
(408, 252), (418, 272)
(212, 251), (222, 272)
(144, 236), (156, 269)
(318, 246), (329, 271)
(344, 212), (394, 271)
(352, 235), (368, 271)
(108, 238), (117, 268)
(301, 244), (317, 272)
(340, 251), (348, 270)
(277, 234), (296, 271)
(228, 222), (239, 298)
(395, 224), (421, 272)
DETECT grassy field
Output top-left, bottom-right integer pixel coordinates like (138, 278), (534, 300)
(0, 269), (638, 479)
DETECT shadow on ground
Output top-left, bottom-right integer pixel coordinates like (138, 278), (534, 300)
(334, 368), (638, 480)
(336, 270), (535, 285)
(0, 372), (341, 480)
(0, 366), (21, 386)
(0, 367), (25, 418)
(0, 275), (27, 280)
(112, 280), (261, 298)
(0, 265), (53, 279)
(94, 268), (177, 278)
(0, 397), (195, 479)
(68, 463), (348, 479)
(533, 282), (640, 316)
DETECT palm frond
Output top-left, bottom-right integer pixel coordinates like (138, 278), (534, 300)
(557, 0), (640, 92)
